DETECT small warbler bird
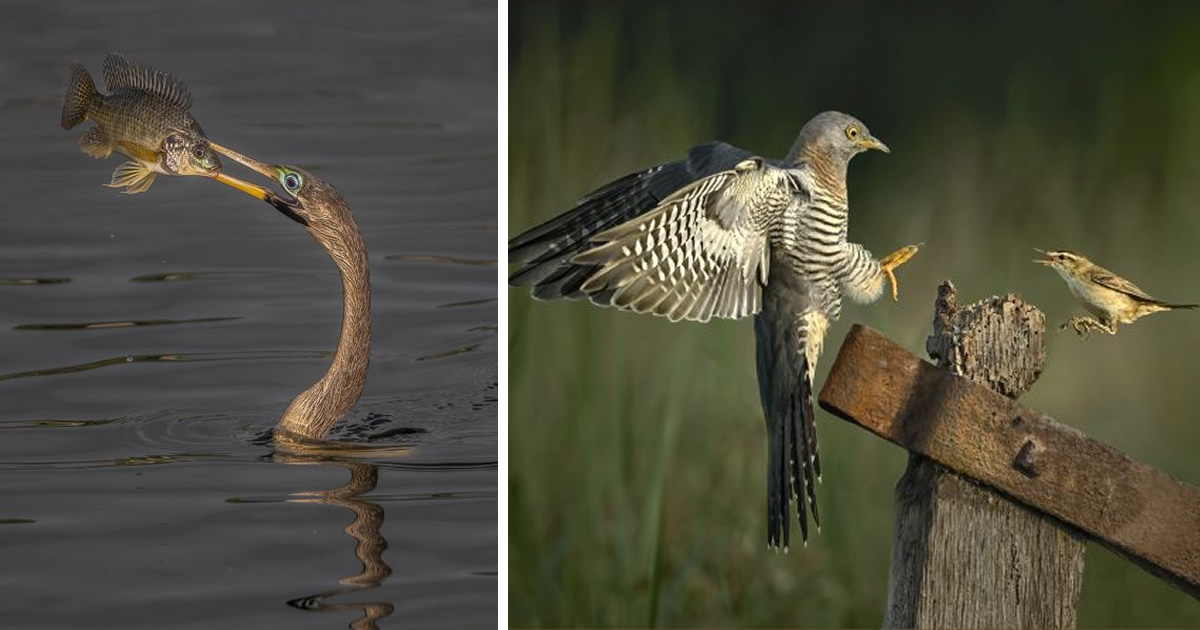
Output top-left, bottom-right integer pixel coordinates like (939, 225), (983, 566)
(1034, 249), (1197, 335)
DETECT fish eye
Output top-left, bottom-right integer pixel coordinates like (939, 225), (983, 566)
(192, 146), (205, 159)
(845, 125), (860, 140)
(282, 171), (303, 193)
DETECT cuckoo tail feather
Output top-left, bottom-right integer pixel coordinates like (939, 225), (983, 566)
(766, 405), (789, 550)
(789, 385), (810, 544)
(797, 357), (820, 533)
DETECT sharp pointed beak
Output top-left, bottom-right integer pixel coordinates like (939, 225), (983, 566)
(208, 140), (308, 226)
(212, 171), (272, 201)
(1032, 248), (1053, 265)
(207, 140), (281, 201)
(863, 136), (890, 153)
(209, 140), (280, 180)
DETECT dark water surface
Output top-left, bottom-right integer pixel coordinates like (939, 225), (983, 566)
(0, 2), (497, 628)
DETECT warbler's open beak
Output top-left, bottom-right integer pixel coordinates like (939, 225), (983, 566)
(208, 140), (281, 201)
(1032, 248), (1053, 265)
(861, 136), (890, 153)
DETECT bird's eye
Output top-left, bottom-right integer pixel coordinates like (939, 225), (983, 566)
(282, 171), (303, 193)
(846, 125), (860, 140)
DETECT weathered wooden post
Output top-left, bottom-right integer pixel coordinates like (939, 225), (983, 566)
(818, 282), (1200, 622)
(884, 281), (1085, 628)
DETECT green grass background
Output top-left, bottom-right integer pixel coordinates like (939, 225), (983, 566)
(508, 2), (1200, 626)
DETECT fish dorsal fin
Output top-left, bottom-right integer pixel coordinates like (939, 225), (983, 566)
(102, 52), (192, 110)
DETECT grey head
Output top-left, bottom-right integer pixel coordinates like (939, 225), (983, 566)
(785, 111), (889, 166)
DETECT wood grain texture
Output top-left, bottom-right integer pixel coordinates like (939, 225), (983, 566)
(889, 282), (1084, 628)
(820, 281), (1199, 626)
(818, 286), (1200, 612)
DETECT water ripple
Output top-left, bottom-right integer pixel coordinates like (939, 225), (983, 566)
(385, 253), (496, 267)
(416, 343), (481, 361)
(0, 385), (496, 472)
(0, 277), (71, 286)
(14, 317), (240, 331)
(437, 297), (495, 308)
(129, 270), (305, 283)
(0, 350), (329, 382)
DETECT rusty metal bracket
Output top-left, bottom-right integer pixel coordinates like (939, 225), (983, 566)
(818, 324), (1200, 598)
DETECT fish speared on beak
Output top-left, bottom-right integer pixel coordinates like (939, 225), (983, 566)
(212, 171), (272, 201)
(208, 140), (281, 202)
(208, 140), (307, 225)
(210, 140), (278, 180)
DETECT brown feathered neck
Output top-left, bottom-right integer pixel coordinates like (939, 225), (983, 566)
(796, 144), (849, 206)
(276, 191), (371, 442)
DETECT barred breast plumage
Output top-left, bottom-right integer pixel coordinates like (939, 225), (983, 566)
(509, 111), (915, 549)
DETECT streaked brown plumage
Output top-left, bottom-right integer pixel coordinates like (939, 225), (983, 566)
(61, 52), (220, 193)
(209, 143), (370, 444)
(1035, 249), (1196, 335)
(510, 111), (920, 549)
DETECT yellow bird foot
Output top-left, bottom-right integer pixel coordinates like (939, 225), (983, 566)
(879, 243), (922, 301)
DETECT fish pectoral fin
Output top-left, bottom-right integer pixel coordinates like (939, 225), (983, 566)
(105, 161), (157, 194)
(78, 127), (111, 158)
(116, 140), (161, 165)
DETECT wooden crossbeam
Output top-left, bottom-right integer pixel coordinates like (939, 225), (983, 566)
(818, 324), (1200, 599)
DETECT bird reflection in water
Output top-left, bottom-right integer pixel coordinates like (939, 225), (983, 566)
(277, 456), (393, 630)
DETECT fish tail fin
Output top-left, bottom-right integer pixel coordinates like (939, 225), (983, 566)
(61, 63), (97, 129)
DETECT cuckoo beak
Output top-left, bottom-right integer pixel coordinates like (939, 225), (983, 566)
(864, 136), (890, 153)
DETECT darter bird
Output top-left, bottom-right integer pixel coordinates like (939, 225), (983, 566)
(209, 142), (371, 446)
(509, 111), (921, 549)
(1035, 249), (1196, 336)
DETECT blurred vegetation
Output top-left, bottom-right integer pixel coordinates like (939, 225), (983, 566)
(508, 1), (1200, 626)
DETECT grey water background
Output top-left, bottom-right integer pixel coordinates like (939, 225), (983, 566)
(0, 1), (497, 628)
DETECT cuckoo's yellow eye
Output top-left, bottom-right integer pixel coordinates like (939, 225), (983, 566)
(846, 125), (860, 140)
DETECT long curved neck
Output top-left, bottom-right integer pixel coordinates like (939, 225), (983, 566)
(277, 216), (371, 440)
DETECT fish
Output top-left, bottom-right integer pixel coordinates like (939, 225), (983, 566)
(61, 52), (221, 194)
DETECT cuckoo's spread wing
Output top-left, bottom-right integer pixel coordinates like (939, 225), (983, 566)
(571, 159), (804, 322)
(508, 142), (757, 299)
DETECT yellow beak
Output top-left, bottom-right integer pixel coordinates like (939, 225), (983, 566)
(861, 136), (890, 153)
(208, 140), (281, 201)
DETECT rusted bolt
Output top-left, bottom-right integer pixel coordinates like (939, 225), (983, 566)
(1013, 438), (1040, 477)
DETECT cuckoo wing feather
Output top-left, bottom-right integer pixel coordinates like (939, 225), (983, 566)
(508, 142), (755, 299)
(572, 160), (797, 322)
